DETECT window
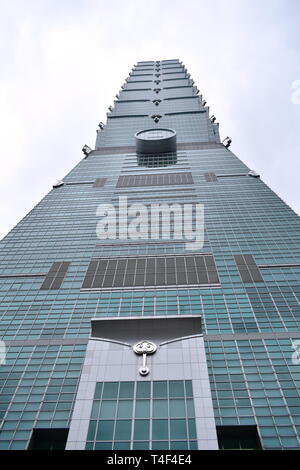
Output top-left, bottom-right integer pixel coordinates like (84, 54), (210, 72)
(85, 380), (197, 450)
(217, 426), (262, 450)
(28, 428), (69, 450)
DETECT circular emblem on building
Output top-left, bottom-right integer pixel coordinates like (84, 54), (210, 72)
(133, 340), (157, 376)
(135, 128), (177, 154)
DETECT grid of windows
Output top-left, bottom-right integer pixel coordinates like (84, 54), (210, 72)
(85, 380), (197, 450)
(1, 59), (300, 450)
(206, 338), (300, 450)
(0, 343), (85, 450)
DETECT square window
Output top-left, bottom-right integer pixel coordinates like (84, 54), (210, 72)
(102, 383), (118, 399)
(134, 419), (149, 440)
(96, 420), (114, 441)
(135, 400), (150, 418)
(100, 401), (117, 419)
(170, 419), (187, 440)
(117, 400), (133, 419)
(169, 381), (184, 398)
(119, 382), (134, 399)
(153, 399), (168, 418)
(114, 420), (132, 440)
(169, 399), (186, 417)
(152, 419), (169, 440)
(153, 381), (168, 398)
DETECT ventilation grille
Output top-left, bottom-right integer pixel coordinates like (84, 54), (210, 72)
(93, 178), (107, 188)
(116, 172), (193, 188)
(234, 254), (264, 283)
(40, 262), (70, 290)
(82, 254), (219, 289)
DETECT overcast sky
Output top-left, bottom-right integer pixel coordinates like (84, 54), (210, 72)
(0, 0), (299, 240)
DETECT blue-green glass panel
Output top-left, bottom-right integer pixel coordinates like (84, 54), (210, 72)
(102, 382), (118, 399)
(114, 420), (132, 440)
(169, 381), (185, 398)
(153, 381), (168, 398)
(100, 401), (117, 419)
(135, 400), (150, 418)
(96, 420), (114, 441)
(119, 382), (134, 399)
(169, 399), (186, 417)
(152, 419), (168, 440)
(95, 442), (113, 449)
(188, 418), (197, 439)
(113, 442), (131, 450)
(136, 382), (151, 399)
(117, 400), (133, 419)
(170, 419), (188, 439)
(134, 419), (149, 440)
(170, 441), (189, 449)
(132, 441), (149, 449)
(153, 399), (168, 418)
(152, 441), (169, 450)
(86, 420), (97, 441)
(94, 382), (103, 399)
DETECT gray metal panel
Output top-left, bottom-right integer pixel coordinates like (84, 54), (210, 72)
(90, 315), (202, 343)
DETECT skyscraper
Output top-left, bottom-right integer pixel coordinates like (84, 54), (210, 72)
(1, 59), (300, 451)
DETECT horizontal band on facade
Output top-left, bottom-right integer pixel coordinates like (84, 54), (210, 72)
(4, 338), (89, 346)
(110, 195), (197, 201)
(4, 332), (300, 347)
(93, 142), (224, 155)
(0, 273), (47, 278)
(80, 284), (221, 292)
(258, 263), (300, 269)
(96, 240), (206, 247)
(90, 253), (213, 260)
(204, 332), (300, 341)
(114, 187), (196, 194)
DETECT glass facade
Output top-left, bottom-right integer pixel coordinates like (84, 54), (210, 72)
(0, 58), (300, 449)
(85, 380), (197, 450)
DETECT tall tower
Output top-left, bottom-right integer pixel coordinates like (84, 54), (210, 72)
(1, 59), (300, 451)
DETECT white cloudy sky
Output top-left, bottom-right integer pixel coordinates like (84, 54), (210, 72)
(0, 0), (299, 240)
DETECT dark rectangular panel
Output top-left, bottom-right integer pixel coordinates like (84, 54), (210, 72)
(166, 257), (176, 285)
(248, 266), (264, 282)
(134, 258), (146, 287)
(175, 256), (187, 285)
(50, 276), (66, 290)
(204, 255), (219, 284)
(40, 262), (70, 290)
(83, 260), (99, 288)
(102, 260), (117, 287)
(234, 254), (264, 283)
(204, 172), (218, 182)
(116, 172), (194, 188)
(93, 178), (107, 188)
(82, 255), (219, 289)
(185, 257), (198, 284)
(194, 256), (209, 284)
(114, 259), (127, 287)
(145, 258), (155, 286)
